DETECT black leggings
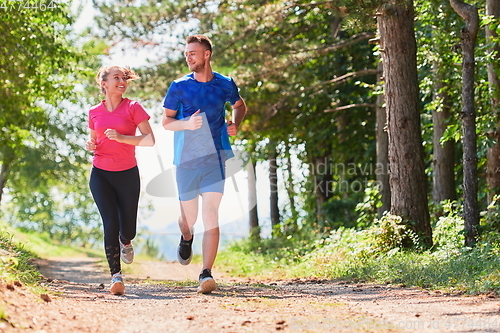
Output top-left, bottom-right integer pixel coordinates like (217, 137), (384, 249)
(89, 166), (140, 276)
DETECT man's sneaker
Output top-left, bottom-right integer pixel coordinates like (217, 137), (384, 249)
(197, 268), (217, 294)
(177, 235), (193, 265)
(119, 238), (134, 264)
(110, 273), (125, 295)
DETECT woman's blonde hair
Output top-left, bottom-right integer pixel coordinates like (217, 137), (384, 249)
(96, 66), (140, 95)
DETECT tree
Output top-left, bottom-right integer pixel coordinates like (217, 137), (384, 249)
(450, 0), (480, 246)
(0, 4), (79, 205)
(378, 0), (433, 247)
(268, 141), (280, 232)
(248, 157), (260, 240)
(374, 60), (391, 217)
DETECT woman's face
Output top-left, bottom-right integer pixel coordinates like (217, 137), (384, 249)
(101, 68), (128, 96)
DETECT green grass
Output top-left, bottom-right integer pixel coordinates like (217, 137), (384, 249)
(7, 227), (103, 259)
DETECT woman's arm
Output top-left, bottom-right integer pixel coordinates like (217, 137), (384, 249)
(105, 119), (155, 147)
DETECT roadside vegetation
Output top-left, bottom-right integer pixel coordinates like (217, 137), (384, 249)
(218, 200), (500, 295)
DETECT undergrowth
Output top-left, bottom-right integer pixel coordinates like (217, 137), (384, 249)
(0, 226), (41, 285)
(217, 201), (500, 295)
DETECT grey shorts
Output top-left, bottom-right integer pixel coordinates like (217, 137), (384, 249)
(176, 164), (225, 201)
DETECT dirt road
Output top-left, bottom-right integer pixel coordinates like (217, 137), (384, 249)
(1, 257), (499, 332)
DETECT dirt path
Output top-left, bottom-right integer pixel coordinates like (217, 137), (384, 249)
(1, 257), (500, 333)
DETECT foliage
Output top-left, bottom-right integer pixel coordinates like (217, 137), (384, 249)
(0, 225), (41, 285)
(354, 181), (383, 228)
(431, 200), (465, 251)
(220, 215), (500, 294)
(0, 1), (107, 245)
(479, 195), (500, 247)
(368, 214), (423, 252)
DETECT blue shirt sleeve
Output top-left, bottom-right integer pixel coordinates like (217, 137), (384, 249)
(228, 78), (241, 105)
(163, 82), (180, 113)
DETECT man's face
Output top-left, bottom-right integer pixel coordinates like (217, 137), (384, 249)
(184, 42), (209, 72)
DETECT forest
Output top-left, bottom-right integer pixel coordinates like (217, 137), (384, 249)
(2, 0), (500, 280)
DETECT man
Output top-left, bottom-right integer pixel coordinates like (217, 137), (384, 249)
(162, 35), (247, 294)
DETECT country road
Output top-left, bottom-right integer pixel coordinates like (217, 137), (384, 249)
(1, 257), (499, 333)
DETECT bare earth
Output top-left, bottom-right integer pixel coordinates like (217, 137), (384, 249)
(1, 257), (500, 333)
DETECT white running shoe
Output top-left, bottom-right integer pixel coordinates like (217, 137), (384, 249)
(197, 268), (217, 294)
(110, 273), (125, 295)
(119, 238), (134, 264)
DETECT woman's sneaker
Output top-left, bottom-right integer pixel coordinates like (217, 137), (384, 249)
(197, 268), (217, 294)
(177, 235), (193, 265)
(110, 273), (125, 295)
(119, 238), (134, 264)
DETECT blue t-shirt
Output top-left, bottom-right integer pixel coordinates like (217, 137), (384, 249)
(163, 72), (241, 168)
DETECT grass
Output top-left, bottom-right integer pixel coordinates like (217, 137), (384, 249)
(0, 227), (42, 285)
(7, 227), (104, 259)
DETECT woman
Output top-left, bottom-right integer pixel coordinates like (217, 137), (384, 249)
(86, 65), (155, 295)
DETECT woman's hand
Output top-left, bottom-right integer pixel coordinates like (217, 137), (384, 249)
(86, 138), (97, 151)
(104, 128), (123, 142)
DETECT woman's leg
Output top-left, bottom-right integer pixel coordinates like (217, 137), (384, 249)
(89, 167), (121, 276)
(114, 166), (140, 243)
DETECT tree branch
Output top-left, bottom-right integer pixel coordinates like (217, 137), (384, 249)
(324, 103), (377, 112)
(449, 0), (479, 39)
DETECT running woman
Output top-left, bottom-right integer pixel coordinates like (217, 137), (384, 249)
(86, 65), (155, 295)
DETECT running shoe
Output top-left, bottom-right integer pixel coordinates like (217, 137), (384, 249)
(177, 235), (193, 265)
(110, 272), (125, 295)
(119, 237), (134, 264)
(197, 268), (217, 294)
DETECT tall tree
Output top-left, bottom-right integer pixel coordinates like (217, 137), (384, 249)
(248, 158), (260, 240)
(432, 75), (457, 204)
(375, 60), (391, 217)
(450, 0), (479, 246)
(0, 4), (84, 207)
(378, 0), (433, 247)
(268, 141), (280, 232)
(415, 0), (462, 208)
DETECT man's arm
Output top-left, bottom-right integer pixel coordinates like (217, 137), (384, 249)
(228, 98), (247, 136)
(162, 108), (203, 131)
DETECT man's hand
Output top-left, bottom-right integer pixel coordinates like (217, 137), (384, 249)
(227, 120), (237, 136)
(185, 110), (203, 130)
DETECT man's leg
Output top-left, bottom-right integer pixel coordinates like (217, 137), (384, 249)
(195, 191), (223, 294)
(200, 192), (223, 270)
(179, 197), (199, 241)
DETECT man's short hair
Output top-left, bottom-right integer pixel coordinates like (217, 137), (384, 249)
(186, 35), (213, 53)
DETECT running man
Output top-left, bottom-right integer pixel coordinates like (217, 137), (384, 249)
(162, 35), (247, 293)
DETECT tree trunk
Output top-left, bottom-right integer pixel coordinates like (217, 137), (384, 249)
(485, 0), (500, 204)
(450, 0), (479, 247)
(247, 159), (260, 240)
(0, 150), (14, 206)
(375, 60), (391, 217)
(268, 141), (280, 232)
(432, 77), (456, 204)
(284, 143), (298, 229)
(313, 155), (334, 227)
(378, 0), (433, 248)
